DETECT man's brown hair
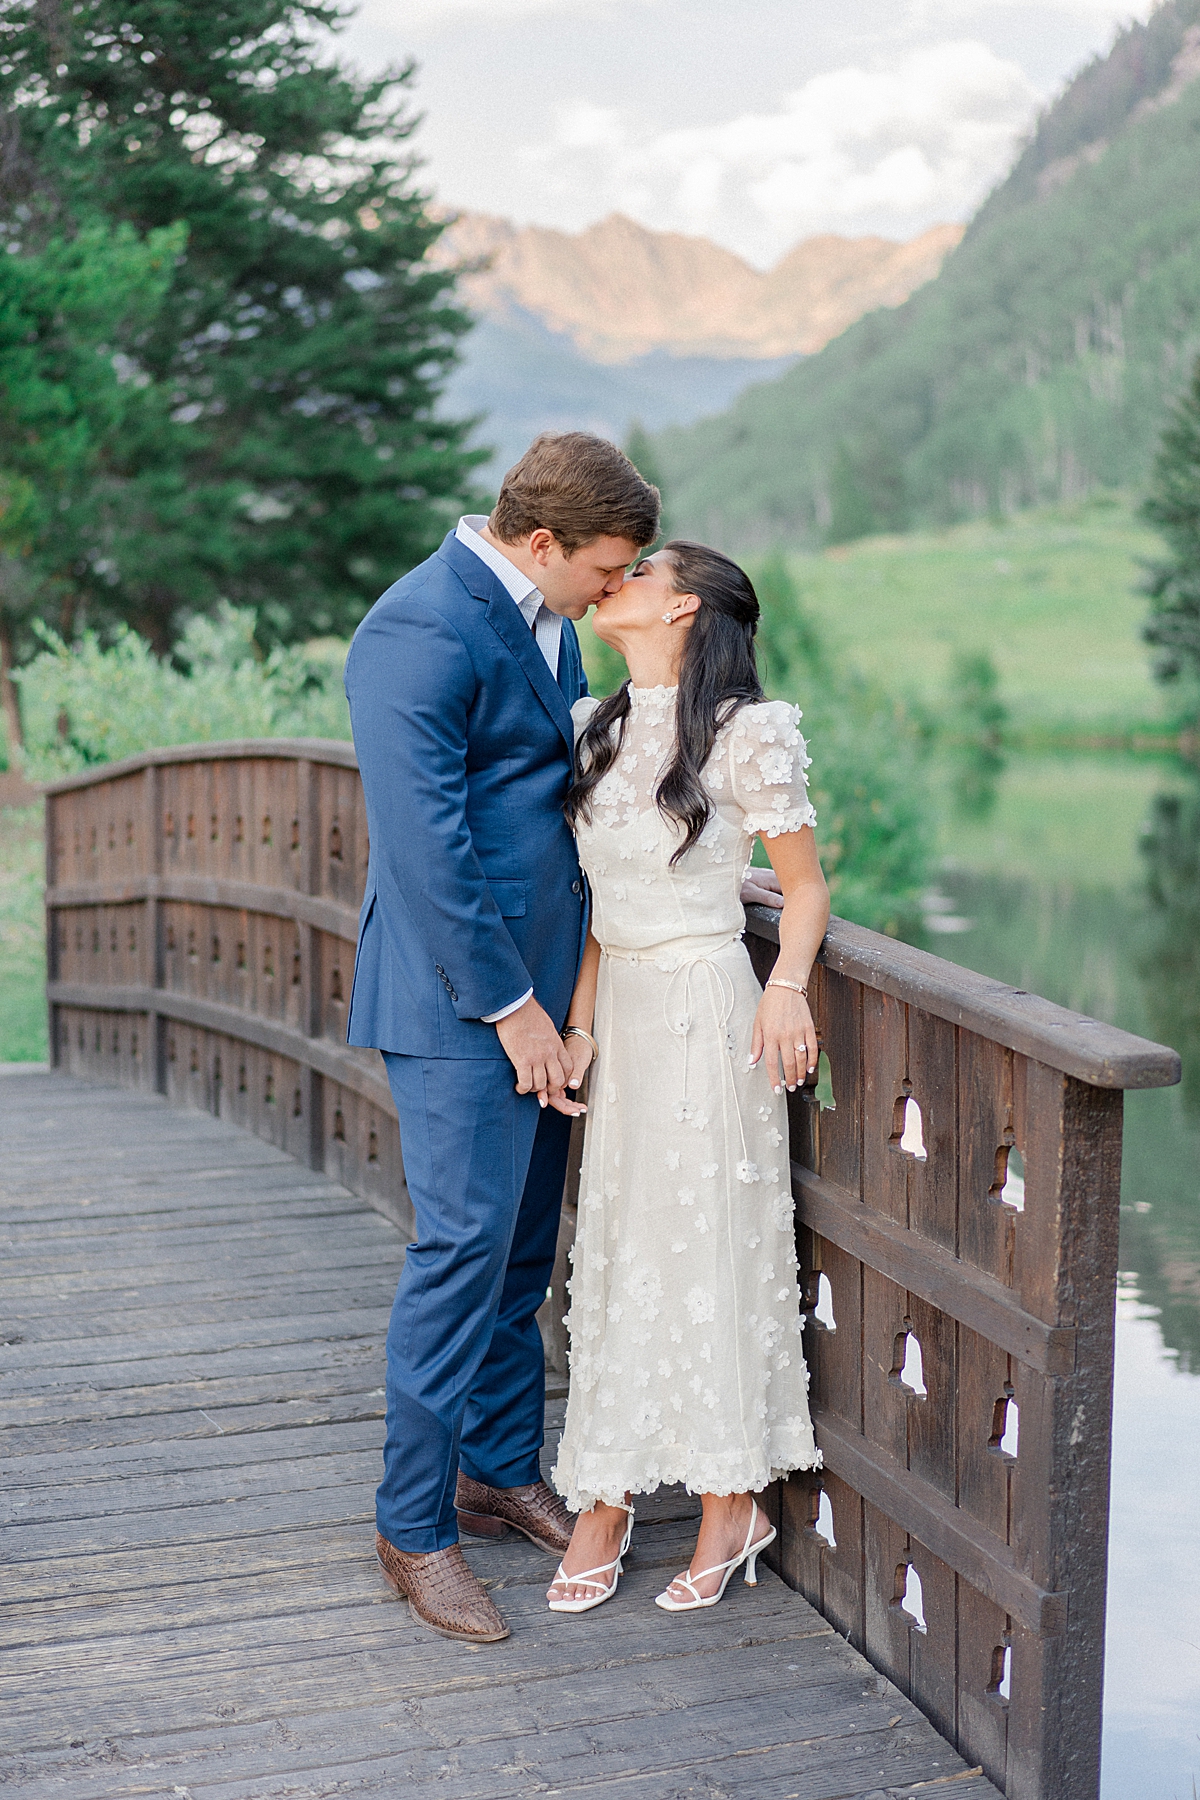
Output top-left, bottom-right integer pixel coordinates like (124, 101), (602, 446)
(490, 432), (660, 554)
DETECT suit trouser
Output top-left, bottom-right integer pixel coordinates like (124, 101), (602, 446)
(376, 1052), (573, 1552)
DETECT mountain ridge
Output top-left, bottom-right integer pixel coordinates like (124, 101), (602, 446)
(433, 210), (963, 364)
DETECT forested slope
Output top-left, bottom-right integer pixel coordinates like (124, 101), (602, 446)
(657, 0), (1200, 546)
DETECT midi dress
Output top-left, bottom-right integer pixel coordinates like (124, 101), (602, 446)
(552, 685), (822, 1513)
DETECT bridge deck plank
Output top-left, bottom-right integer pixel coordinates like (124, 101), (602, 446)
(0, 1073), (1000, 1800)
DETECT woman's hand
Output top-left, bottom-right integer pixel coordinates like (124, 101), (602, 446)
(750, 983), (818, 1095)
(540, 1032), (594, 1116)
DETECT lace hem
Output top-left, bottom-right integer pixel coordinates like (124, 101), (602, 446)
(552, 1436), (822, 1514)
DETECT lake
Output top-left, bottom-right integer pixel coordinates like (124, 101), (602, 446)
(926, 751), (1200, 1800)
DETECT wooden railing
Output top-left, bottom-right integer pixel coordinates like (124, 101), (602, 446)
(43, 742), (1181, 1800)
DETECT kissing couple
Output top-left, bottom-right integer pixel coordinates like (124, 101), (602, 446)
(344, 432), (829, 1643)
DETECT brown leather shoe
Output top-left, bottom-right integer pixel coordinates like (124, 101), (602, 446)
(455, 1472), (575, 1555)
(375, 1532), (509, 1643)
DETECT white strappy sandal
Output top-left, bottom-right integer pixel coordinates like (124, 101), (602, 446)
(547, 1502), (635, 1615)
(654, 1498), (776, 1612)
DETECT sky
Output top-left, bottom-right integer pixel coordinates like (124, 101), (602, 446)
(331, 0), (1158, 267)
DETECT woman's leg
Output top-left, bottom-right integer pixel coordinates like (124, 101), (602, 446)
(661, 1491), (774, 1603)
(547, 1495), (632, 1604)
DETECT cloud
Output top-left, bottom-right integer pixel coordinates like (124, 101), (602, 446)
(519, 40), (1039, 263)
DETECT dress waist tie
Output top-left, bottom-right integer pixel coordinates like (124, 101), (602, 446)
(600, 935), (753, 1167)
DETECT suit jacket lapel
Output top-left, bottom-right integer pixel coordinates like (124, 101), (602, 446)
(437, 536), (574, 753)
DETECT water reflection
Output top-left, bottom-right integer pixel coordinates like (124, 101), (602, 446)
(1140, 777), (1200, 1119)
(930, 757), (1200, 1798)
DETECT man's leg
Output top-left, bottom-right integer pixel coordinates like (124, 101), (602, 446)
(376, 1053), (541, 1552)
(458, 1103), (573, 1489)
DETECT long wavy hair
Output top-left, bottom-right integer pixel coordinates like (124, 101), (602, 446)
(567, 541), (763, 865)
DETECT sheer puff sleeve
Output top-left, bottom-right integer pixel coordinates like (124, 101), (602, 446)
(727, 699), (816, 839)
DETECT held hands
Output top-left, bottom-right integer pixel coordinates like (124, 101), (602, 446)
(494, 996), (592, 1117)
(749, 982), (818, 1095)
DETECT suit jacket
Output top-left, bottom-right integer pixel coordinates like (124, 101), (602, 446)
(344, 531), (589, 1059)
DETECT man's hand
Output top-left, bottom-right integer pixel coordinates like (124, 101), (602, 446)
(741, 865), (783, 910)
(495, 995), (574, 1106)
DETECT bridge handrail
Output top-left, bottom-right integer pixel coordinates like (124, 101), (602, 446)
(41, 739), (1180, 1800)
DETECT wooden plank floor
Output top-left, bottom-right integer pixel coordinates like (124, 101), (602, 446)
(1, 1071), (1001, 1800)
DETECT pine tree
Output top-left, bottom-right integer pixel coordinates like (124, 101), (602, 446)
(1143, 353), (1200, 711)
(0, 0), (482, 652)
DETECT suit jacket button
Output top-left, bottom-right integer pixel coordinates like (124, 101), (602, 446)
(571, 880), (582, 895)
(435, 963), (444, 975)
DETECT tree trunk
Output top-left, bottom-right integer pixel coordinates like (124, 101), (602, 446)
(0, 610), (23, 750)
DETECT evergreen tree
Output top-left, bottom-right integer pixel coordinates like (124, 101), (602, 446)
(623, 421), (670, 540)
(1143, 353), (1200, 713)
(0, 218), (181, 741)
(0, 0), (482, 652)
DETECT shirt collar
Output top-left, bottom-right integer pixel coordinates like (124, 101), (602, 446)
(456, 515), (539, 608)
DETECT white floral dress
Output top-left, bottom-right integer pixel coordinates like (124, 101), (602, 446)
(552, 686), (822, 1513)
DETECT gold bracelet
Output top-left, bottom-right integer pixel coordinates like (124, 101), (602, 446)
(766, 977), (808, 998)
(562, 1025), (599, 1059)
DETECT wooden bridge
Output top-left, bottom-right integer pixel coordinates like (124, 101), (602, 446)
(1, 741), (1182, 1800)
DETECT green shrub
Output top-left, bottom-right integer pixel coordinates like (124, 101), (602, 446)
(15, 606), (350, 781)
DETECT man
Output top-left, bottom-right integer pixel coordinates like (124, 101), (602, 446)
(344, 433), (659, 1644)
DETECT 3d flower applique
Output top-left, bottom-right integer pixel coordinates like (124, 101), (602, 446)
(604, 1179), (621, 1200)
(699, 1341), (712, 1362)
(665, 1148), (681, 1170)
(771, 1192), (794, 1232)
(671, 1393), (683, 1413)
(634, 1366), (651, 1387)
(619, 751), (639, 772)
(700, 1161), (718, 1179)
(757, 1316), (783, 1353)
(702, 1387), (718, 1410)
(598, 1386), (615, 1408)
(678, 1352), (693, 1370)
(658, 1358), (673, 1378)
(618, 842), (635, 861)
(625, 1263), (664, 1318)
(595, 1426), (616, 1446)
(775, 1350), (792, 1370)
(745, 1230), (761, 1249)
(755, 1398), (769, 1419)
(606, 1301), (623, 1321)
(643, 735), (663, 759)
(677, 1186), (695, 1206)
(617, 1240), (636, 1265)
(736, 1159), (761, 1184)
(777, 1287), (792, 1302)
(758, 747), (794, 785)
(766, 1126), (783, 1147)
(613, 882), (628, 902)
(685, 1285), (716, 1325)
(690, 1373), (704, 1395)
(759, 1262), (776, 1283)
(669, 1325), (683, 1344)
(671, 1240), (688, 1254)
(764, 1166), (780, 1185)
(757, 1104), (773, 1122)
(694, 1213), (710, 1234)
(632, 1399), (663, 1439)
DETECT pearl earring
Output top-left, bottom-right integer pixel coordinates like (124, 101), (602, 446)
(662, 613), (673, 624)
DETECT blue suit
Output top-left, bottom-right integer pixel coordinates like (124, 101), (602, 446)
(344, 532), (588, 1550)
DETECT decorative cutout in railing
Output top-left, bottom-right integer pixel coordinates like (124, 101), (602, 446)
(43, 741), (1180, 1800)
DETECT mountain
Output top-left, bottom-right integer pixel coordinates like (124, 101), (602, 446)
(432, 213), (962, 479)
(654, 0), (1200, 548)
(435, 211), (962, 362)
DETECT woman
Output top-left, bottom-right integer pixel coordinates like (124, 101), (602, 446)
(545, 541), (830, 1615)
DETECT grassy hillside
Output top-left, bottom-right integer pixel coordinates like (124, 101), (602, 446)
(787, 497), (1169, 737)
(657, 0), (1200, 546)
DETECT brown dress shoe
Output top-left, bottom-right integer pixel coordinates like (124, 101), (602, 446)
(455, 1472), (575, 1555)
(375, 1532), (509, 1643)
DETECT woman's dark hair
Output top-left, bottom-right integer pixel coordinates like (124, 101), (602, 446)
(567, 541), (763, 864)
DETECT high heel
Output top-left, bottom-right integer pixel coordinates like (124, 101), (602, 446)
(547, 1502), (635, 1615)
(654, 1498), (776, 1612)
